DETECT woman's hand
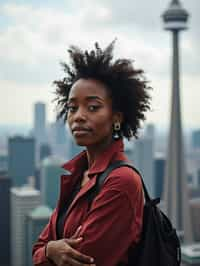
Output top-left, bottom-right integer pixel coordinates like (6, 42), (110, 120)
(46, 226), (95, 266)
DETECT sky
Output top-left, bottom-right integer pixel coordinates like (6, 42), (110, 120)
(0, 0), (199, 129)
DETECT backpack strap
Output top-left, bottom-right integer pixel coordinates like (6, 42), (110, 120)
(87, 160), (154, 209)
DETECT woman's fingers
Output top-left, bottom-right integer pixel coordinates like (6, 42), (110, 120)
(70, 247), (95, 264)
(71, 226), (82, 239)
(65, 237), (83, 247)
(45, 238), (95, 266)
(64, 240), (94, 265)
(65, 253), (95, 266)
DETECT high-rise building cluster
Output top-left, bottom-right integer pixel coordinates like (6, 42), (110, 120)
(0, 100), (83, 266)
(0, 113), (200, 266)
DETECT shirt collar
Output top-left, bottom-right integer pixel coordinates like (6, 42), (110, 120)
(61, 139), (124, 177)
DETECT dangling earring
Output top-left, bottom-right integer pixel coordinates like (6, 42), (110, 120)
(112, 122), (121, 140)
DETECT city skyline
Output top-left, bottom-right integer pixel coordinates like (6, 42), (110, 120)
(0, 0), (199, 128)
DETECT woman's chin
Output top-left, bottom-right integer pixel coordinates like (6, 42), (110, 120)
(73, 138), (91, 147)
(75, 141), (86, 147)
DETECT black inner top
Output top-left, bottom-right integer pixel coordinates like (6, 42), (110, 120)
(56, 178), (82, 239)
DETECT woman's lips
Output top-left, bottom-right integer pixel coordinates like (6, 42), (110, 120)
(72, 128), (92, 137)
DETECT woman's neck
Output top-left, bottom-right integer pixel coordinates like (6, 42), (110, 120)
(86, 136), (113, 168)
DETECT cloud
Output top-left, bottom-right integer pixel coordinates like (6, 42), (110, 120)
(0, 0), (199, 126)
(1, 1), (199, 82)
(0, 2), (170, 84)
(0, 3), (83, 84)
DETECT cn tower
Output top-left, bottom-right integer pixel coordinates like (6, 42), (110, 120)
(162, 0), (193, 243)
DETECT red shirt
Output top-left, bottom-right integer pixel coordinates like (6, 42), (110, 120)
(32, 139), (144, 266)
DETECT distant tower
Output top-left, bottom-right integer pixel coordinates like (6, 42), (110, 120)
(34, 102), (46, 145)
(162, 0), (193, 242)
(34, 102), (47, 166)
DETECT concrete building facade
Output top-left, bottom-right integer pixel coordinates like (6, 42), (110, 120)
(26, 205), (53, 266)
(10, 185), (40, 266)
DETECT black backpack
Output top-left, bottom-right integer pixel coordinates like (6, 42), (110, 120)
(87, 160), (181, 266)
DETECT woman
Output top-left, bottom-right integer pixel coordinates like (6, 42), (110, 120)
(32, 41), (151, 266)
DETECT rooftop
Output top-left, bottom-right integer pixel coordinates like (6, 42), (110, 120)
(182, 243), (200, 263)
(42, 155), (65, 167)
(29, 205), (53, 219)
(11, 185), (40, 197)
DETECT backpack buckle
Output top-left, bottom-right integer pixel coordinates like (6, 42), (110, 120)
(150, 197), (160, 205)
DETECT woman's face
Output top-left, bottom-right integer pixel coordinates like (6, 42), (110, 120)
(67, 78), (118, 148)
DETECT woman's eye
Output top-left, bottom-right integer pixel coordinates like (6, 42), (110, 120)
(67, 106), (77, 112)
(88, 105), (100, 111)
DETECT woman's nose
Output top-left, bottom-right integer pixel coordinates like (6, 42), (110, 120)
(73, 107), (87, 121)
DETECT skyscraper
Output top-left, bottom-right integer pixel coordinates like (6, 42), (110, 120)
(0, 154), (8, 173)
(132, 137), (154, 197)
(40, 143), (52, 162)
(162, 0), (193, 242)
(33, 102), (47, 166)
(52, 118), (69, 159)
(68, 136), (83, 159)
(8, 136), (35, 186)
(189, 198), (200, 242)
(154, 156), (165, 199)
(55, 118), (67, 145)
(10, 183), (40, 266)
(26, 205), (53, 266)
(198, 170), (200, 187)
(40, 155), (66, 209)
(192, 130), (200, 150)
(34, 102), (46, 145)
(0, 175), (11, 266)
(145, 124), (155, 140)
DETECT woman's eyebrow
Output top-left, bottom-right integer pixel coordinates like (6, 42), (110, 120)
(86, 96), (104, 101)
(67, 97), (76, 103)
(67, 95), (104, 103)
